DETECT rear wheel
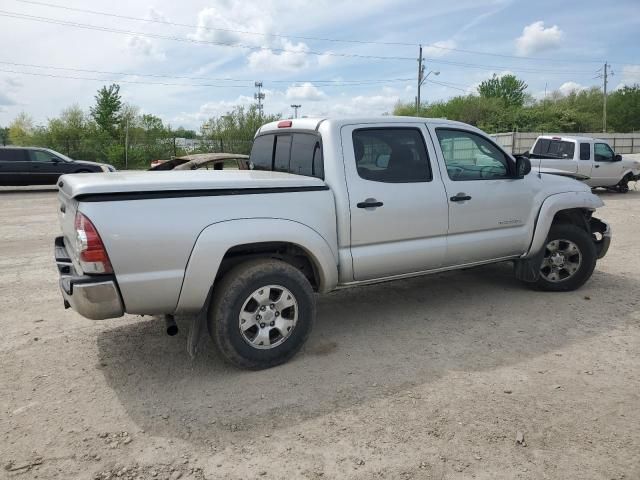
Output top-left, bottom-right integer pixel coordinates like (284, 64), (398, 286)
(208, 258), (316, 369)
(531, 224), (597, 292)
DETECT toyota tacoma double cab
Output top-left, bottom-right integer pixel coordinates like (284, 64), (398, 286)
(54, 117), (611, 369)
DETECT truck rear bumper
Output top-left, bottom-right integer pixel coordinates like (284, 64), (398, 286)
(55, 236), (124, 320)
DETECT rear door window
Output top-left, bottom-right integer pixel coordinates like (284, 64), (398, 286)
(532, 139), (575, 159)
(0, 149), (28, 161)
(249, 132), (324, 179)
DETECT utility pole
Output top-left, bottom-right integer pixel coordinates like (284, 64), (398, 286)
(254, 81), (265, 117)
(417, 45), (423, 114)
(596, 62), (613, 132)
(291, 104), (301, 118)
(124, 116), (129, 170)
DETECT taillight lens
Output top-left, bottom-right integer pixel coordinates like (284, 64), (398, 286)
(74, 212), (113, 274)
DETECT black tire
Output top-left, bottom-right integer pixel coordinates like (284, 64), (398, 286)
(208, 258), (316, 370)
(531, 224), (597, 292)
(616, 175), (631, 193)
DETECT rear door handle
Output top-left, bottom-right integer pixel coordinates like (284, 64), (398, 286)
(357, 199), (384, 209)
(450, 194), (472, 202)
(594, 165), (600, 168)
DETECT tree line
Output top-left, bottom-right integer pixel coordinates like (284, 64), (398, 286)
(1, 76), (639, 169)
(395, 74), (640, 134)
(0, 83), (278, 169)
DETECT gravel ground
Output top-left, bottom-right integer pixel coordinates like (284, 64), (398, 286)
(1, 184), (639, 480)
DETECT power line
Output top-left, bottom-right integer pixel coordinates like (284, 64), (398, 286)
(0, 10), (415, 61)
(15, 0), (639, 66)
(0, 67), (413, 89)
(0, 60), (414, 85)
(0, 10), (623, 73)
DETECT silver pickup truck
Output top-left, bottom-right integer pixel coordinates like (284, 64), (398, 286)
(55, 117), (611, 369)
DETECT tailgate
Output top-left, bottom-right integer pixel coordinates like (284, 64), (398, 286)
(57, 186), (79, 266)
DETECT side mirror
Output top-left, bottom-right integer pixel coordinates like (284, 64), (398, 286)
(614, 154), (622, 162)
(515, 156), (531, 178)
(51, 158), (60, 164)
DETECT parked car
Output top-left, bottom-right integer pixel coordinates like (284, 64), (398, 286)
(54, 117), (611, 369)
(149, 153), (249, 171)
(0, 147), (115, 186)
(528, 135), (640, 192)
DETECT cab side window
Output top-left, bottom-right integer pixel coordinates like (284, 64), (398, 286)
(30, 151), (57, 163)
(0, 149), (28, 162)
(579, 143), (591, 161)
(436, 129), (510, 181)
(594, 143), (614, 162)
(352, 128), (431, 183)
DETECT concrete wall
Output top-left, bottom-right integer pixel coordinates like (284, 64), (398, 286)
(491, 132), (640, 154)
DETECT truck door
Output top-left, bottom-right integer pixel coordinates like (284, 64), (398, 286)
(577, 142), (594, 178)
(341, 123), (449, 281)
(428, 126), (536, 266)
(29, 150), (71, 184)
(593, 142), (625, 186)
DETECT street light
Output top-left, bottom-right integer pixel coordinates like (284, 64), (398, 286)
(291, 104), (302, 119)
(417, 69), (440, 113)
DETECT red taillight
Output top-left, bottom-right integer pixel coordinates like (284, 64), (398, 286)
(278, 120), (292, 128)
(74, 212), (113, 274)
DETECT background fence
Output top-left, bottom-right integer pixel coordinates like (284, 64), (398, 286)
(491, 132), (640, 154)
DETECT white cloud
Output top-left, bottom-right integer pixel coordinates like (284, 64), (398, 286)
(423, 40), (456, 58)
(286, 83), (327, 101)
(557, 81), (586, 96)
(248, 40), (311, 72)
(190, 4), (274, 47)
(515, 21), (563, 55)
(127, 37), (166, 61)
(617, 65), (640, 89)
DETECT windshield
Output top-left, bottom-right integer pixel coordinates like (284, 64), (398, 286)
(43, 148), (73, 162)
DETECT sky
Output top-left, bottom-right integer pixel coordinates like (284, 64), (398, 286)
(0, 0), (639, 130)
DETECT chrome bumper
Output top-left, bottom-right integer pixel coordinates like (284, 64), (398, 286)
(55, 236), (124, 320)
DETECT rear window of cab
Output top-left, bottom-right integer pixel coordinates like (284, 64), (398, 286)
(249, 133), (324, 179)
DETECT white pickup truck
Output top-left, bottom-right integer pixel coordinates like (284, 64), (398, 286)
(529, 135), (640, 192)
(55, 117), (611, 369)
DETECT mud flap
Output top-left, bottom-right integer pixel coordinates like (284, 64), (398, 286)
(186, 287), (213, 359)
(514, 248), (545, 283)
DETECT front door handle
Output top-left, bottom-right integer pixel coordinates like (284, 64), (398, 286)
(357, 199), (384, 209)
(594, 165), (600, 168)
(450, 194), (472, 202)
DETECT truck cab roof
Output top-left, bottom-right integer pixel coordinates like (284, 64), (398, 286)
(257, 116), (476, 135)
(536, 135), (608, 144)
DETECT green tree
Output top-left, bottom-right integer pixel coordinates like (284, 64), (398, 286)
(608, 85), (640, 132)
(47, 105), (88, 157)
(8, 112), (35, 145)
(201, 105), (279, 154)
(478, 74), (528, 107)
(90, 84), (122, 137)
(0, 125), (9, 145)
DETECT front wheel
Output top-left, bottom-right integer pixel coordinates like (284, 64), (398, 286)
(531, 224), (597, 292)
(208, 258), (316, 369)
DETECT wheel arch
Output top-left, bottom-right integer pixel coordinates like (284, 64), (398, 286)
(175, 218), (338, 314)
(523, 192), (603, 258)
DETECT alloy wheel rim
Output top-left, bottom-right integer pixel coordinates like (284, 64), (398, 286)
(238, 285), (298, 349)
(540, 238), (582, 283)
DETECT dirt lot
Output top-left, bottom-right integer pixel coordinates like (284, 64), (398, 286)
(1, 185), (639, 480)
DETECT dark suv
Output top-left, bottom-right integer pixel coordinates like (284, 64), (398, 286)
(0, 147), (115, 186)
